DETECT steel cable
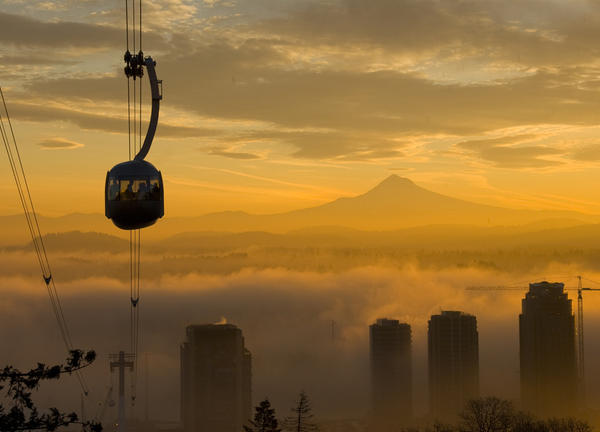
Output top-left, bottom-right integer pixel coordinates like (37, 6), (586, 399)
(0, 87), (89, 394)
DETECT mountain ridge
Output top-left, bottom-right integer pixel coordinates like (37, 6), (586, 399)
(0, 175), (596, 241)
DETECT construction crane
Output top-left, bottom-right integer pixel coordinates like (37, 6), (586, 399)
(466, 275), (600, 403)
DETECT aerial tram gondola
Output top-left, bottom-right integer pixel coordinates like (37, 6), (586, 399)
(105, 52), (164, 230)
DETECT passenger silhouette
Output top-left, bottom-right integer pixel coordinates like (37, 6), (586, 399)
(125, 181), (134, 200)
(137, 181), (149, 200)
(109, 180), (120, 201)
(150, 181), (160, 200)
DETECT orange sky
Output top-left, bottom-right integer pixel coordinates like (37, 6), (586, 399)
(2, 0), (600, 217)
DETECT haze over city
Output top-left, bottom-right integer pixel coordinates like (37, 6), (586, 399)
(3, 1), (600, 432)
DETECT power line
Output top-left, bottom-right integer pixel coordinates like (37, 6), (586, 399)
(0, 86), (89, 395)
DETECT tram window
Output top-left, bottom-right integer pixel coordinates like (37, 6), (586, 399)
(109, 178), (159, 201)
(120, 179), (134, 200)
(149, 178), (161, 201)
(108, 178), (120, 200)
(134, 180), (149, 200)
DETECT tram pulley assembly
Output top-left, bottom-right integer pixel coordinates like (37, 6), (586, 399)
(105, 49), (164, 230)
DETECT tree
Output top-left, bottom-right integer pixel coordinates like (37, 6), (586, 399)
(400, 397), (593, 432)
(459, 397), (514, 432)
(509, 411), (553, 432)
(0, 349), (101, 432)
(244, 399), (281, 432)
(545, 418), (592, 432)
(283, 391), (318, 432)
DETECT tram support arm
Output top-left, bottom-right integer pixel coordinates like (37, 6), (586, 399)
(134, 56), (162, 161)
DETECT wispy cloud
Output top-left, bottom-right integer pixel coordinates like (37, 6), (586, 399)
(38, 137), (83, 150)
(456, 134), (565, 168)
(207, 147), (261, 159)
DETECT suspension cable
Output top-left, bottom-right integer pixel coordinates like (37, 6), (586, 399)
(127, 79), (132, 160)
(132, 0), (136, 55)
(0, 87), (89, 395)
(125, 0), (129, 53)
(124, 0), (143, 406)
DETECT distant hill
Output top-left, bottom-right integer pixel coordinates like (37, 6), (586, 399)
(0, 175), (597, 243)
(0, 213), (109, 245)
(8, 222), (600, 255)
(2, 231), (128, 253)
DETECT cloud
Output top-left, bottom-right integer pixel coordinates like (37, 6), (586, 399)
(17, 56), (600, 162)
(0, 11), (122, 48)
(478, 145), (563, 168)
(207, 147), (262, 159)
(457, 135), (539, 151)
(0, 10), (169, 50)
(257, 0), (600, 69)
(570, 144), (600, 162)
(457, 134), (564, 168)
(334, 148), (405, 162)
(8, 101), (221, 139)
(38, 137), (84, 150)
(0, 54), (76, 66)
(7, 3), (600, 165)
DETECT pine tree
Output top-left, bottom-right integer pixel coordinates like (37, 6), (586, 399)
(244, 399), (281, 432)
(283, 391), (318, 432)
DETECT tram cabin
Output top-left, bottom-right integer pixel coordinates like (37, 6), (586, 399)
(105, 160), (164, 230)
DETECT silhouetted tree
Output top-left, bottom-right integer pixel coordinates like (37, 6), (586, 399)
(431, 422), (456, 432)
(459, 397), (514, 432)
(245, 399), (281, 432)
(0, 349), (101, 432)
(545, 418), (592, 432)
(283, 391), (318, 432)
(510, 411), (547, 432)
(400, 398), (593, 432)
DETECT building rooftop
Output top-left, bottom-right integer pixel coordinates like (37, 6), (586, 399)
(375, 318), (399, 326)
(441, 310), (473, 317)
(529, 281), (565, 295)
(185, 323), (241, 336)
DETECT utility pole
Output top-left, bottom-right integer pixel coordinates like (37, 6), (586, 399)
(110, 351), (135, 432)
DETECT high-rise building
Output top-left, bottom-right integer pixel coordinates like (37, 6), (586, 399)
(519, 282), (577, 417)
(181, 323), (252, 432)
(369, 318), (412, 430)
(428, 311), (479, 420)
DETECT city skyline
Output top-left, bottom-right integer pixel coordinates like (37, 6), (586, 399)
(105, 297), (577, 427)
(1, 267), (599, 425)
